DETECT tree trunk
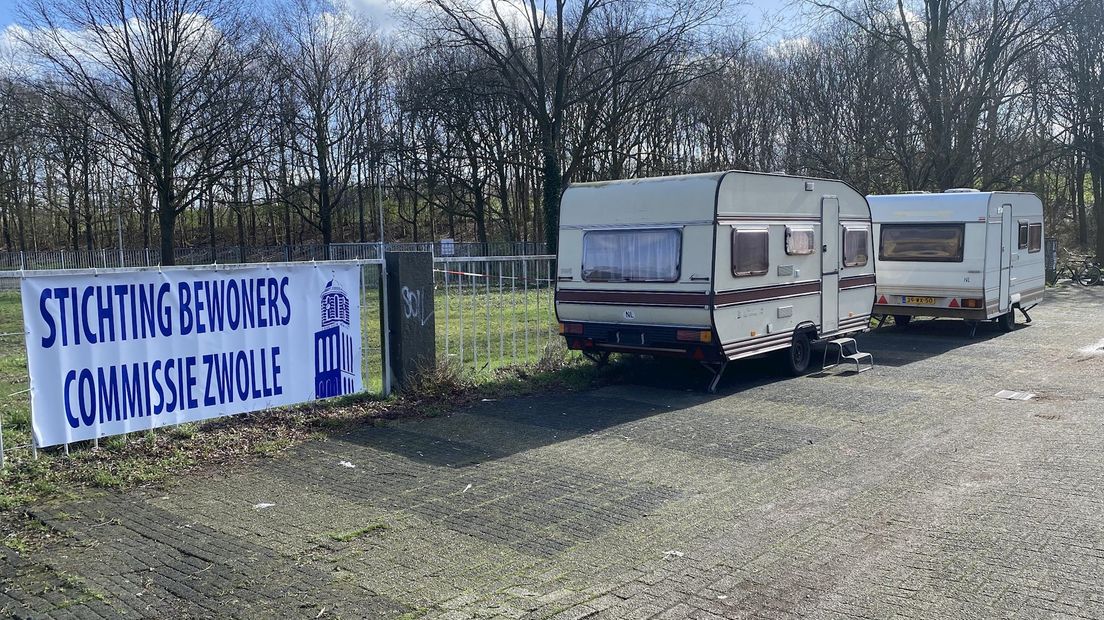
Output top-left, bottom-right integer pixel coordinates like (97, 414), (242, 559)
(1075, 151), (1088, 247)
(541, 127), (561, 252)
(234, 169), (245, 263)
(159, 196), (176, 266)
(1092, 158), (1104, 260)
(357, 161), (366, 243)
(207, 187), (216, 263)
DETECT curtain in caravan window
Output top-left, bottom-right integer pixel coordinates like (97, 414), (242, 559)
(843, 228), (869, 267)
(785, 227), (816, 255)
(581, 228), (682, 282)
(879, 224), (965, 262)
(731, 228), (770, 276)
(1028, 223), (1042, 253)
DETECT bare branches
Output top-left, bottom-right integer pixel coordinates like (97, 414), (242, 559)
(0, 0), (1098, 255)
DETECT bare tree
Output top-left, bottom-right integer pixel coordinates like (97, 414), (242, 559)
(417, 0), (723, 250)
(812, 0), (1055, 190)
(267, 0), (386, 255)
(20, 0), (262, 264)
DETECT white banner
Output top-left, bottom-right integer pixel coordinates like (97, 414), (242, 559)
(22, 263), (363, 448)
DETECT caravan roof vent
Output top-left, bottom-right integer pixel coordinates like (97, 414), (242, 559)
(944, 188), (981, 193)
(900, 191), (928, 194)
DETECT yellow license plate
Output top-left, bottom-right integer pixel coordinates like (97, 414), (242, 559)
(903, 296), (937, 305)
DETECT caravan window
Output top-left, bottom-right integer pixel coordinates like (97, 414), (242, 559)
(1028, 223), (1042, 253)
(1018, 222), (1029, 250)
(843, 228), (869, 267)
(879, 224), (965, 262)
(731, 228), (770, 277)
(581, 228), (681, 282)
(785, 227), (816, 255)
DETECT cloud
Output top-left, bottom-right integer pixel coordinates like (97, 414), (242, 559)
(347, 0), (403, 28)
(342, 0), (427, 32)
(766, 35), (812, 58)
(0, 24), (34, 75)
(1, 12), (230, 80)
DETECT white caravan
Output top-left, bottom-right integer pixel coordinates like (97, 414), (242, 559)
(868, 190), (1044, 332)
(555, 171), (876, 389)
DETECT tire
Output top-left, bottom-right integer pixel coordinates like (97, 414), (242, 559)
(999, 310), (1015, 332)
(1076, 265), (1101, 286)
(893, 315), (912, 327)
(783, 330), (813, 376)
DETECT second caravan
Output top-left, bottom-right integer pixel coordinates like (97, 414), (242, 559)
(554, 171), (876, 388)
(868, 190), (1044, 332)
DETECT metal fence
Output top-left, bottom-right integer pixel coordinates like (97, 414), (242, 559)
(0, 241), (547, 272)
(0, 253), (560, 468)
(433, 255), (559, 372)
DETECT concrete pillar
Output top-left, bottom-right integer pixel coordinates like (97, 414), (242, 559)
(384, 252), (436, 390)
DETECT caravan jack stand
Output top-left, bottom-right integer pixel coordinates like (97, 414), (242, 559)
(968, 321), (980, 339)
(701, 361), (728, 394)
(1019, 303), (1036, 324)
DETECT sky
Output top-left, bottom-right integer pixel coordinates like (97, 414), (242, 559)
(0, 0), (803, 31)
(0, 0), (805, 51)
(0, 3), (15, 29)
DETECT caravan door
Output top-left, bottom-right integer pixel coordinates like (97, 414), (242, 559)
(821, 197), (840, 334)
(999, 204), (1012, 313)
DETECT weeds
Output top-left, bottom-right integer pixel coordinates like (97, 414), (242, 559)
(328, 522), (389, 542)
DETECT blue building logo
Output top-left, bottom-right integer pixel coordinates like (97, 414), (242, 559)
(314, 278), (355, 398)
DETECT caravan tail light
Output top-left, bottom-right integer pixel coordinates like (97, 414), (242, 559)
(961, 298), (982, 309)
(559, 322), (584, 335)
(677, 329), (713, 343)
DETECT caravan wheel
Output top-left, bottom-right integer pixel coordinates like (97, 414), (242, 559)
(999, 311), (1015, 332)
(784, 331), (812, 376)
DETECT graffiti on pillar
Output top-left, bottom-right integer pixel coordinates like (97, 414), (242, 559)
(401, 286), (433, 327)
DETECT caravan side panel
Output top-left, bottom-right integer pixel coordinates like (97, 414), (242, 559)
(1006, 194), (1045, 311)
(712, 174), (874, 361)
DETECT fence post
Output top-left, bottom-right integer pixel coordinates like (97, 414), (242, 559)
(19, 250), (24, 271)
(379, 260), (391, 397)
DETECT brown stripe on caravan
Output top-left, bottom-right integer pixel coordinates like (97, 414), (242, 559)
(838, 316), (872, 331)
(555, 289), (710, 307)
(839, 274), (876, 290)
(717, 215), (817, 223)
(723, 332), (795, 358)
(721, 330), (793, 348)
(714, 281), (821, 307)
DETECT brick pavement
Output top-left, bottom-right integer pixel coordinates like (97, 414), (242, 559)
(3, 284), (1103, 619)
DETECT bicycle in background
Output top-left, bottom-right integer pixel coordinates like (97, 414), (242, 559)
(1055, 255), (1102, 286)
